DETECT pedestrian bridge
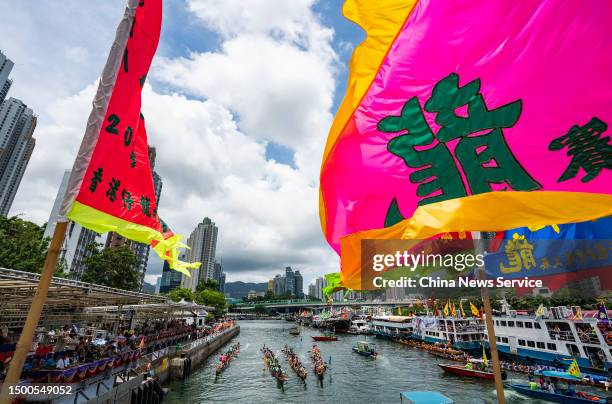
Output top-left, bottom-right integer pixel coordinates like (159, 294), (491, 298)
(234, 299), (419, 310)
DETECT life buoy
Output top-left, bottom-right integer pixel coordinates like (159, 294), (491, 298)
(605, 332), (612, 344)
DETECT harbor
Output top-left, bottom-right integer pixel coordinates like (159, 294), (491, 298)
(163, 320), (605, 403)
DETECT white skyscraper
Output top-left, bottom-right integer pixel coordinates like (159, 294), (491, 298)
(0, 98), (36, 216)
(181, 217), (218, 291)
(0, 51), (14, 104)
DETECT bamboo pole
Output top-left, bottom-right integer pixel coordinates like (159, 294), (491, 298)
(473, 231), (506, 404)
(0, 221), (68, 403)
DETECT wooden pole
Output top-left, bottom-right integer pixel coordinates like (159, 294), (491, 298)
(0, 221), (68, 403)
(473, 231), (506, 404)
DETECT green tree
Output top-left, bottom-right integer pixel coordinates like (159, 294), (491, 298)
(196, 279), (219, 292)
(195, 289), (227, 313)
(168, 287), (195, 302)
(0, 216), (49, 273)
(81, 244), (140, 291)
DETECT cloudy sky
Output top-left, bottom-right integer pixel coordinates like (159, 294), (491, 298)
(1, 0), (364, 288)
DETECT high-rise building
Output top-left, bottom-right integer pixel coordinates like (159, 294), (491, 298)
(104, 146), (162, 287)
(44, 170), (97, 279)
(308, 283), (317, 299)
(181, 217), (218, 291)
(267, 278), (274, 293)
(0, 52), (14, 104)
(159, 260), (183, 294)
(273, 274), (285, 296)
(293, 270), (303, 298)
(219, 272), (226, 294)
(211, 261), (223, 284)
(284, 266), (295, 296)
(314, 276), (327, 301)
(0, 98), (36, 216)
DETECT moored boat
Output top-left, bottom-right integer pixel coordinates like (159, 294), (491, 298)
(437, 363), (503, 381)
(289, 326), (300, 336)
(510, 384), (606, 403)
(511, 369), (607, 403)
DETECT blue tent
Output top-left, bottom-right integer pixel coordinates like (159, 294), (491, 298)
(400, 391), (454, 404)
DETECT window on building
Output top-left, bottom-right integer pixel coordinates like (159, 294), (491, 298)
(508, 321), (515, 327)
(534, 323), (541, 329)
(547, 343), (557, 350)
(527, 341), (535, 348)
(537, 342), (545, 349)
(518, 339), (526, 346)
(501, 321), (507, 326)
(525, 322), (533, 329)
(502, 337), (508, 343)
(516, 321), (523, 327)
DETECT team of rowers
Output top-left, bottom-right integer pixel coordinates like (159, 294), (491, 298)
(262, 345), (289, 385)
(215, 343), (240, 375)
(282, 345), (308, 381)
(311, 344), (327, 386)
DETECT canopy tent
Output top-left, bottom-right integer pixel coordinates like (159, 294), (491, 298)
(400, 391), (454, 404)
(0, 267), (199, 329)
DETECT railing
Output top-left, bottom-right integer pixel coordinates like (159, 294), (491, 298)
(180, 326), (238, 352)
(548, 330), (575, 342)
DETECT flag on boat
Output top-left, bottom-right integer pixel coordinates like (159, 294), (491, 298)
(572, 308), (583, 321)
(482, 345), (488, 367)
(433, 301), (440, 318)
(470, 302), (480, 318)
(58, 0), (198, 275)
(597, 302), (609, 323)
(459, 301), (466, 319)
(139, 335), (145, 350)
(443, 301), (449, 317)
(318, 0), (612, 291)
(450, 302), (457, 318)
(535, 304), (546, 320)
(567, 359), (582, 378)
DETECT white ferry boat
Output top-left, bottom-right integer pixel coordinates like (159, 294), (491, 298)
(413, 316), (485, 351)
(349, 316), (372, 335)
(371, 315), (414, 339)
(485, 308), (612, 374)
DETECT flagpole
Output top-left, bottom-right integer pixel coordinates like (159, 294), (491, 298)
(472, 231), (506, 404)
(0, 221), (68, 402)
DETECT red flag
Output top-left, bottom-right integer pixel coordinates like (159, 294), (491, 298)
(59, 0), (197, 274)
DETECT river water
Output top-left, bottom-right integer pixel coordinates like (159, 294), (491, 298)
(164, 320), (541, 403)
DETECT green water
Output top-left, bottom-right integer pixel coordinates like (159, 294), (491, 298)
(164, 320), (540, 403)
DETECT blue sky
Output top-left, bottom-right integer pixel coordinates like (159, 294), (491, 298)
(156, 0), (364, 168)
(3, 0), (366, 289)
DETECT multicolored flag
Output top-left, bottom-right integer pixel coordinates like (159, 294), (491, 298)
(567, 359), (582, 378)
(58, 0), (198, 275)
(573, 308), (583, 321)
(319, 0), (612, 291)
(597, 302), (609, 323)
(470, 302), (480, 318)
(450, 302), (457, 318)
(482, 345), (488, 367)
(443, 301), (449, 317)
(535, 304), (546, 320)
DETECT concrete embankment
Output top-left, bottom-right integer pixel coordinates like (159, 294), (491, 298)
(169, 326), (240, 381)
(82, 326), (240, 404)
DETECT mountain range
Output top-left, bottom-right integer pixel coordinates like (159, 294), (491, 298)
(224, 281), (268, 298)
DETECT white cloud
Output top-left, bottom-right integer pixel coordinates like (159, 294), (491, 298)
(7, 0), (341, 288)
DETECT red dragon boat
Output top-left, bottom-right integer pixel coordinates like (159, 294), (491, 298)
(438, 363), (506, 381)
